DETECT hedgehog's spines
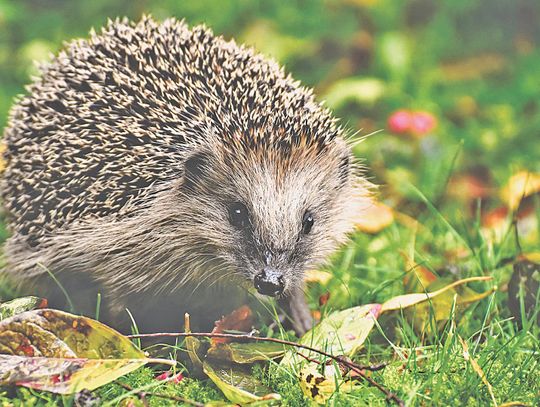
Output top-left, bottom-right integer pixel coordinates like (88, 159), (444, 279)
(1, 15), (351, 251)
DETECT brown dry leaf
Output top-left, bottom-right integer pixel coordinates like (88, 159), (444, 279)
(211, 305), (254, 345)
(501, 171), (540, 211)
(448, 173), (493, 202)
(458, 335), (498, 406)
(355, 201), (394, 233)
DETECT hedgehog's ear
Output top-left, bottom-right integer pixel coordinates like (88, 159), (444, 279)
(183, 150), (212, 190)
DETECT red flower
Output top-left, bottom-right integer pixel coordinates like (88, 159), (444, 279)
(410, 111), (437, 135)
(387, 109), (412, 134)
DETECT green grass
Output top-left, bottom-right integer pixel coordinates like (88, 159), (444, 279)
(1, 0), (539, 405)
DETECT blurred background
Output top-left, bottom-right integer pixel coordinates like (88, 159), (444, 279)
(0, 0), (539, 303)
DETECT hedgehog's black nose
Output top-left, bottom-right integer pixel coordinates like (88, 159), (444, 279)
(254, 267), (284, 297)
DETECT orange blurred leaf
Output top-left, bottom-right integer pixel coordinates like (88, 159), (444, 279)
(305, 270), (333, 285)
(355, 202), (394, 233)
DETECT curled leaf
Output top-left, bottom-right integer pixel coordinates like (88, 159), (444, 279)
(203, 360), (280, 404)
(381, 276), (493, 313)
(211, 305), (254, 345)
(0, 297), (48, 321)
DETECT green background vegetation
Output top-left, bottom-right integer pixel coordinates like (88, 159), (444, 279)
(0, 0), (539, 405)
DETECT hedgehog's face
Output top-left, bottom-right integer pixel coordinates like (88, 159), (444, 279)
(181, 138), (369, 298)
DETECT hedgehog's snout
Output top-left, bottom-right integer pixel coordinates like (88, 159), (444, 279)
(254, 266), (285, 297)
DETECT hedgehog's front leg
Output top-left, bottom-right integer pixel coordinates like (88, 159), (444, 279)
(279, 287), (313, 336)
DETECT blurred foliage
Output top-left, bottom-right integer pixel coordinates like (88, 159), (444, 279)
(1, 0), (538, 188)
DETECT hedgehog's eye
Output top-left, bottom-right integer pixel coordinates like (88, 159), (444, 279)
(301, 211), (314, 235)
(228, 202), (250, 230)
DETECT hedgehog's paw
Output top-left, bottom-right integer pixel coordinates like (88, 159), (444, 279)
(279, 288), (314, 336)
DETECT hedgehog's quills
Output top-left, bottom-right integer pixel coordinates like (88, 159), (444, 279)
(0, 17), (372, 335)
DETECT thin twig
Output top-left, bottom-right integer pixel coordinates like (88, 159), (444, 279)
(128, 331), (404, 406)
(116, 381), (204, 407)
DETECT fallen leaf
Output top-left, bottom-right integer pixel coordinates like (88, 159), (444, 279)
(299, 362), (345, 404)
(0, 308), (171, 394)
(323, 77), (385, 109)
(440, 53), (507, 81)
(211, 306), (254, 345)
(305, 270), (333, 285)
(0, 297), (48, 321)
(401, 251), (437, 292)
(207, 342), (285, 364)
(319, 292), (331, 307)
(281, 304), (380, 366)
(381, 276), (493, 312)
(0, 355), (148, 394)
(203, 360), (280, 404)
(355, 202), (394, 234)
(501, 171), (540, 211)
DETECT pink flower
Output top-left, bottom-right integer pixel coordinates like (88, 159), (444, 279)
(155, 371), (184, 383)
(410, 111), (437, 135)
(387, 110), (413, 134)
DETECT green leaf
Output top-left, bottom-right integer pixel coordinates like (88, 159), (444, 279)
(323, 77), (385, 109)
(0, 297), (47, 321)
(203, 360), (280, 404)
(207, 342), (285, 364)
(281, 303), (380, 367)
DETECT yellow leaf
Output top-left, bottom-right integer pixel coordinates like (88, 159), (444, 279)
(299, 362), (342, 404)
(203, 360), (279, 405)
(305, 270), (333, 285)
(501, 171), (540, 211)
(381, 276), (493, 313)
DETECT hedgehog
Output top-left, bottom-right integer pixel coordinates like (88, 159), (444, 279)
(0, 17), (371, 335)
